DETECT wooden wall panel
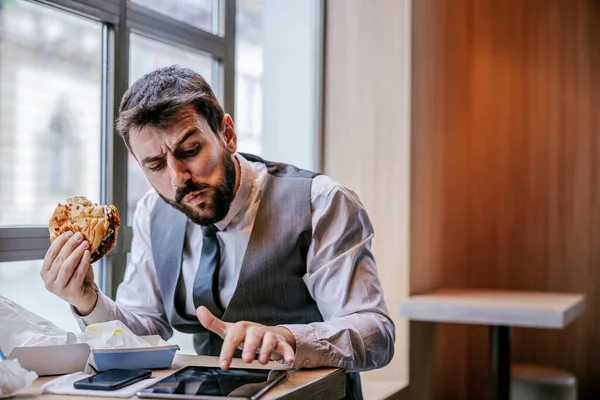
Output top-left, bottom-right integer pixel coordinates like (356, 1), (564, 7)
(411, 0), (600, 398)
(323, 0), (412, 398)
(404, 0), (456, 398)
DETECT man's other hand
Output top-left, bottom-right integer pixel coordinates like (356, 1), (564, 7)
(196, 306), (296, 370)
(41, 231), (97, 315)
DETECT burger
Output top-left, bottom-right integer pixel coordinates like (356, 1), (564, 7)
(49, 196), (121, 263)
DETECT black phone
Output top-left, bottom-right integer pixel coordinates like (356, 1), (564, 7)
(73, 368), (152, 391)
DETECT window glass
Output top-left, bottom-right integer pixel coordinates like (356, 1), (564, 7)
(235, 0), (263, 155)
(235, 0), (321, 170)
(0, 260), (101, 332)
(0, 0), (103, 226)
(130, 0), (217, 34)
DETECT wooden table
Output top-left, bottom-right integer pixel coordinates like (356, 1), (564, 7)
(28, 354), (345, 399)
(400, 288), (585, 400)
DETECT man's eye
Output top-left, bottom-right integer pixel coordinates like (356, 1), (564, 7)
(182, 147), (199, 157)
(149, 162), (165, 171)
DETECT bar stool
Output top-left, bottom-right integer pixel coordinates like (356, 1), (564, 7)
(511, 364), (577, 400)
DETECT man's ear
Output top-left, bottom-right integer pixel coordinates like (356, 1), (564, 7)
(220, 114), (237, 153)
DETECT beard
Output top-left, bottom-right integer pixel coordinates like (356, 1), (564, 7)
(159, 151), (237, 226)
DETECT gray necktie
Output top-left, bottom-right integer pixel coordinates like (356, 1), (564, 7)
(193, 224), (224, 318)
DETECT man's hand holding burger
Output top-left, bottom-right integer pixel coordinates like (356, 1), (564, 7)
(41, 196), (120, 316)
(41, 230), (98, 315)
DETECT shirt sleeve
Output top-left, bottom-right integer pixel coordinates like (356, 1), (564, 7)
(280, 176), (396, 372)
(72, 190), (173, 340)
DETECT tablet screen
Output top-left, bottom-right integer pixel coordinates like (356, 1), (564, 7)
(138, 366), (286, 399)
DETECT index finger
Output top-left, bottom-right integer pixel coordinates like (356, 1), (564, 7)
(220, 324), (247, 370)
(42, 231), (73, 273)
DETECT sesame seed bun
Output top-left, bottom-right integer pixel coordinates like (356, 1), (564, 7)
(49, 196), (121, 263)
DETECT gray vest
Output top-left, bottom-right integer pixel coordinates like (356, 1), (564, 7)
(150, 154), (362, 400)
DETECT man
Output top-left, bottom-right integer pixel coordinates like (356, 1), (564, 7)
(41, 66), (395, 399)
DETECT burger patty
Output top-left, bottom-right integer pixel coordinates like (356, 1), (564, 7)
(91, 207), (120, 263)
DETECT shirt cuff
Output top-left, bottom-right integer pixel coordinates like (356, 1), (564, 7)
(71, 286), (112, 331)
(279, 324), (329, 369)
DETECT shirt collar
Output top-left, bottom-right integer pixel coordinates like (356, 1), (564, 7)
(214, 153), (255, 232)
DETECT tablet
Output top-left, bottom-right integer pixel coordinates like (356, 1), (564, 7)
(137, 366), (287, 400)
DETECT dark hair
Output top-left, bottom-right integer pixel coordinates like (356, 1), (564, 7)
(116, 65), (224, 150)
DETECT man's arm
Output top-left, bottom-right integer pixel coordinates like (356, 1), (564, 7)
(73, 191), (172, 339)
(280, 177), (396, 372)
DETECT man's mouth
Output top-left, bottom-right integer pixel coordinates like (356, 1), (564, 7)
(185, 189), (209, 204)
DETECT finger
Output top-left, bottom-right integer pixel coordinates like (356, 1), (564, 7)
(196, 306), (228, 337)
(241, 328), (263, 363)
(66, 249), (91, 289)
(55, 241), (89, 288)
(259, 332), (278, 364)
(48, 232), (85, 281)
(275, 341), (296, 365)
(220, 324), (246, 370)
(83, 257), (95, 285)
(42, 231), (73, 273)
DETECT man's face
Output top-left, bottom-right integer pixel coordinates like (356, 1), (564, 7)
(129, 106), (238, 225)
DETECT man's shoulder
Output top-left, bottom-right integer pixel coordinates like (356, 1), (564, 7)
(240, 154), (361, 205)
(311, 174), (363, 207)
(241, 153), (319, 180)
(312, 174), (342, 197)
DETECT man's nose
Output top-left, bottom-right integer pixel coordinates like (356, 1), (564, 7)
(168, 158), (191, 188)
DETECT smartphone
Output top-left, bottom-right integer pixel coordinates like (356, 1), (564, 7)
(73, 368), (152, 391)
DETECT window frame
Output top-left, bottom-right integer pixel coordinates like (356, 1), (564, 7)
(0, 0), (236, 297)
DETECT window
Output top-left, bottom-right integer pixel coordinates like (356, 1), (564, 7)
(0, 0), (102, 226)
(235, 0), (263, 155)
(235, 0), (322, 171)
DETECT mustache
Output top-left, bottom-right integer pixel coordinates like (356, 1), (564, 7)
(175, 181), (212, 204)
